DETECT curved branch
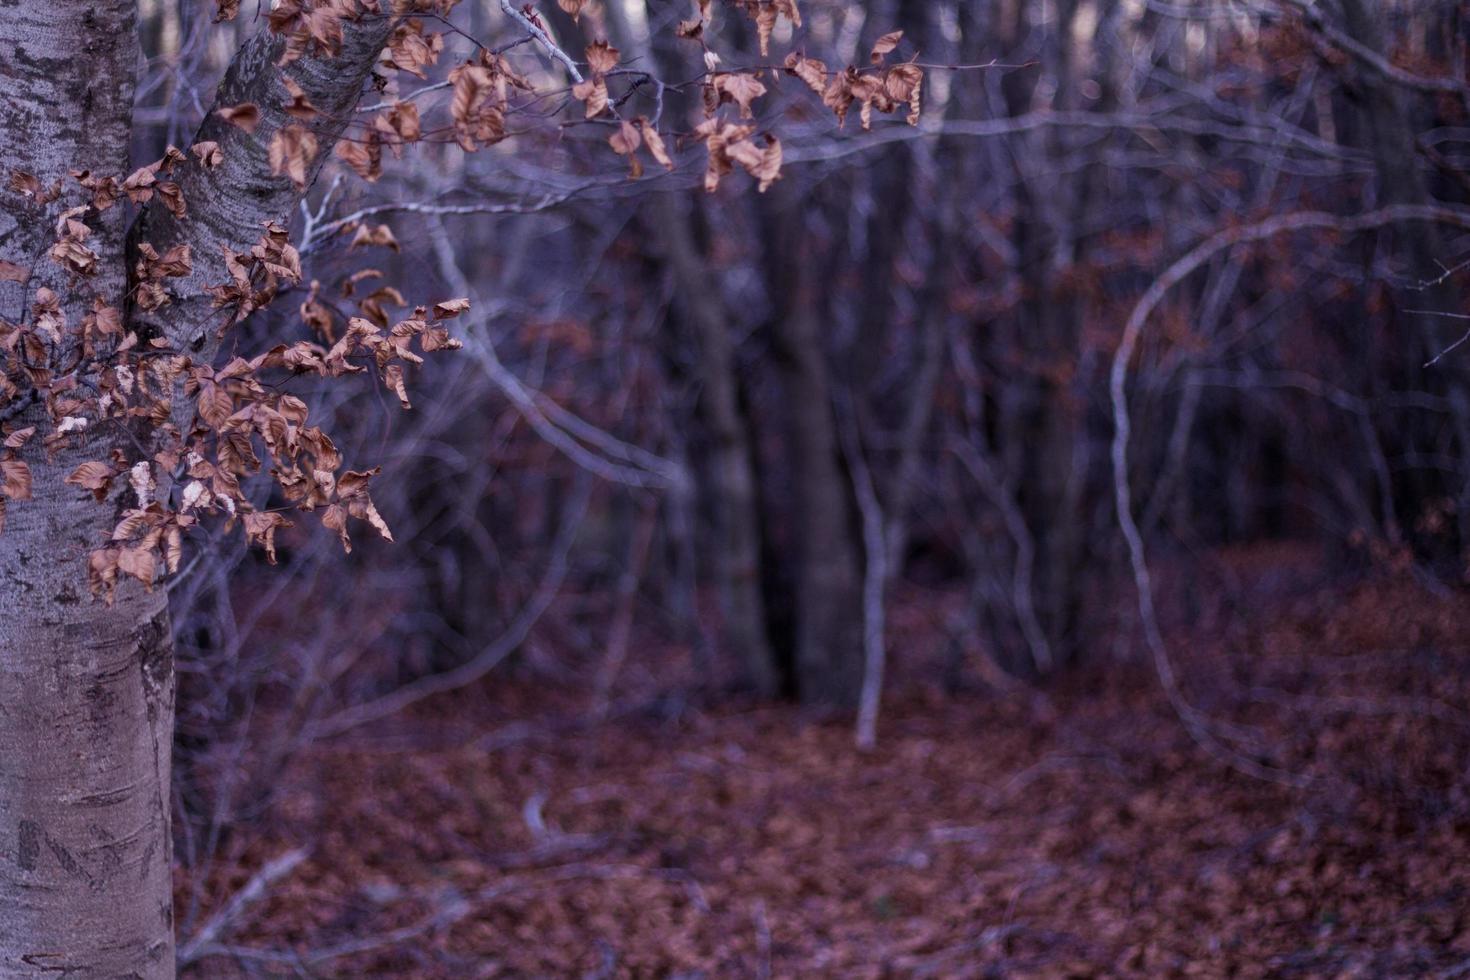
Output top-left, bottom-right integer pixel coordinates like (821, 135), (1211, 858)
(1109, 203), (1470, 787)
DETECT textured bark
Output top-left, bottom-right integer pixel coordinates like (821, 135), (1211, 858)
(129, 13), (395, 355)
(0, 3), (176, 976)
(0, 8), (393, 976)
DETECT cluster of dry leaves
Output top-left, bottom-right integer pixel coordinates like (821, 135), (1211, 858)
(2, 0), (929, 600)
(247, 0), (925, 194)
(2, 5), (473, 599)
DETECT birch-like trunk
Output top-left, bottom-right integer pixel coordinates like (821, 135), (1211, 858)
(0, 3), (177, 976)
(0, 5), (392, 974)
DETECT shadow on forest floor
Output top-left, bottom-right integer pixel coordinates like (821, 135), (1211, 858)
(179, 545), (1470, 977)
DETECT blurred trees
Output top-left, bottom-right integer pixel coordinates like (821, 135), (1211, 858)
(149, 0), (1470, 714)
(124, 0), (1470, 950)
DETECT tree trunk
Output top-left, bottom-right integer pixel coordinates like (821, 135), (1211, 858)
(761, 186), (864, 707)
(0, 6), (392, 973)
(648, 193), (779, 697)
(1336, 0), (1463, 560)
(0, 4), (178, 975)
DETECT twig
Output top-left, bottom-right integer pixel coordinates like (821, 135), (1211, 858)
(498, 0), (584, 83)
(837, 392), (889, 752)
(307, 474), (592, 738)
(1411, 310), (1470, 367)
(177, 847), (311, 965)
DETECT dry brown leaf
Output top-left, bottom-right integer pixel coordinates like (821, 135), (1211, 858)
(269, 125), (318, 190)
(282, 77), (320, 120)
(219, 103), (261, 134)
(1, 460), (31, 500)
(711, 73), (767, 119)
(638, 118), (674, 170)
(585, 40), (620, 75)
(784, 52), (828, 94)
(871, 29), (903, 63)
(191, 141), (224, 169)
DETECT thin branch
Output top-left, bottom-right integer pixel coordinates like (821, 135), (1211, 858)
(307, 474), (592, 738)
(1109, 203), (1470, 788)
(499, 0), (584, 83)
(177, 847), (311, 965)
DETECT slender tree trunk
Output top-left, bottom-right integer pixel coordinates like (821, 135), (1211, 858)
(0, 4), (178, 975)
(1336, 0), (1462, 559)
(762, 186), (864, 707)
(648, 194), (779, 696)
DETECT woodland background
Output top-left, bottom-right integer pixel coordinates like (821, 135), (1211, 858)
(135, 0), (1470, 974)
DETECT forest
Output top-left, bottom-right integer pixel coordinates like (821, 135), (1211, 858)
(0, 0), (1468, 976)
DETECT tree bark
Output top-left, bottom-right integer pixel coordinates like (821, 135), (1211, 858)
(0, 7), (393, 974)
(130, 13), (395, 356)
(0, 4), (178, 976)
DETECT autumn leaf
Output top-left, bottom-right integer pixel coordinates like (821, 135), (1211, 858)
(754, 4), (777, 56)
(373, 102), (422, 152)
(0, 260), (26, 283)
(269, 125), (318, 190)
(871, 30), (903, 64)
(823, 68), (856, 127)
(156, 181), (187, 219)
(449, 63), (508, 149)
(117, 545), (157, 588)
(349, 223), (399, 252)
(66, 461), (118, 501)
(432, 298), (471, 320)
(728, 134), (783, 192)
(122, 164), (158, 205)
(191, 141), (224, 169)
(10, 170), (61, 203)
(321, 502), (351, 552)
(383, 363), (412, 408)
(573, 78), (609, 119)
(710, 73), (767, 120)
(129, 461), (155, 508)
(1, 460), (31, 501)
(196, 381), (234, 431)
(73, 170), (122, 210)
(639, 118), (674, 171)
(218, 103), (261, 134)
(244, 511), (293, 564)
(609, 120), (643, 178)
(574, 42), (620, 119)
(585, 41), (620, 76)
(157, 145), (188, 176)
(336, 133), (383, 181)
(51, 216), (100, 276)
(884, 63), (923, 126)
(385, 19), (443, 78)
(3, 428), (35, 450)
(784, 52), (828, 95)
(282, 77), (320, 120)
(32, 287), (65, 343)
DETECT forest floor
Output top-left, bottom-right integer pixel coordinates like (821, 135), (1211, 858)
(178, 545), (1470, 978)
